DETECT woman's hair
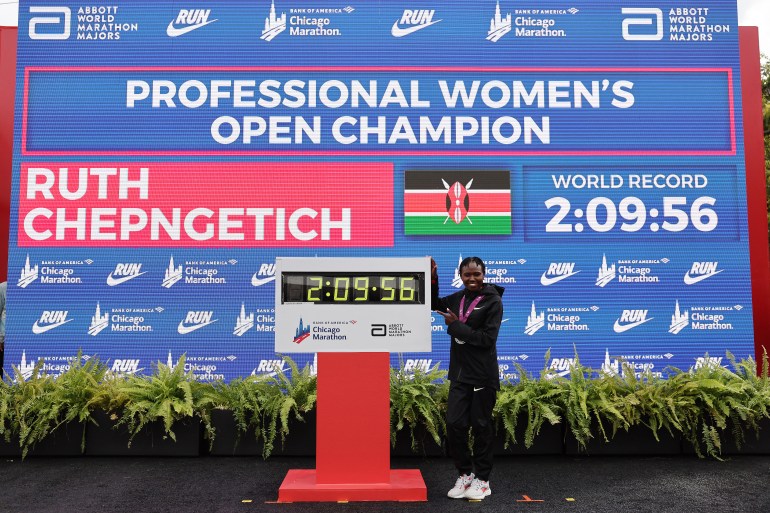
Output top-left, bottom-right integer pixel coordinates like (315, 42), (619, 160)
(459, 256), (485, 274)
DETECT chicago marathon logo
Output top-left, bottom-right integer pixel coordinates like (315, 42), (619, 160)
(294, 317), (311, 344)
(487, 1), (511, 42)
(596, 254), (668, 287)
(233, 303), (255, 337)
(17, 254), (89, 288)
(669, 301), (740, 334)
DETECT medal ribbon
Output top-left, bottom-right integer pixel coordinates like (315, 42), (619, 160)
(458, 295), (485, 323)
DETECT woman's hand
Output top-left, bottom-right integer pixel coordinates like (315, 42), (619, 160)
(435, 308), (458, 325)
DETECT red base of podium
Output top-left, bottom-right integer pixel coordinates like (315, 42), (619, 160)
(277, 469), (427, 502)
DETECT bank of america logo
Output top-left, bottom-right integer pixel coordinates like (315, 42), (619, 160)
(487, 1), (511, 42)
(107, 263), (146, 286)
(684, 261), (723, 285)
(294, 318), (311, 344)
(18, 254), (39, 288)
(162, 256), (183, 288)
(541, 262), (580, 286)
(596, 254), (616, 287)
(524, 301), (544, 335)
(669, 300), (689, 334)
(261, 0), (286, 41)
(404, 171), (511, 235)
(88, 303), (109, 336)
(178, 311), (218, 334)
(391, 9), (441, 37)
(233, 303), (254, 336)
(32, 310), (72, 334)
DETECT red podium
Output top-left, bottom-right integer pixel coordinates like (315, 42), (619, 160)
(277, 352), (427, 502)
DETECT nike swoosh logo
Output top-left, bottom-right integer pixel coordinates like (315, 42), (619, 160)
(473, 387), (484, 392)
(166, 19), (218, 37)
(177, 319), (218, 335)
(391, 19), (441, 37)
(540, 270), (581, 286)
(251, 274), (276, 287)
(683, 269), (723, 285)
(613, 317), (653, 333)
(32, 318), (72, 334)
(107, 271), (147, 286)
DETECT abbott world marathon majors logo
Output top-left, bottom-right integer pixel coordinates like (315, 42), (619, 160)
(621, 6), (730, 43)
(88, 303), (162, 336)
(28, 5), (139, 41)
(669, 300), (740, 335)
(450, 255), (522, 289)
(600, 349), (673, 379)
(17, 254), (91, 288)
(596, 254), (668, 287)
(489, 2), (578, 42)
(161, 256), (236, 288)
(167, 352), (236, 382)
(261, 0), (353, 42)
(524, 301), (596, 335)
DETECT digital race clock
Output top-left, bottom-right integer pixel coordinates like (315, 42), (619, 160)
(281, 273), (424, 304)
(274, 257), (431, 353)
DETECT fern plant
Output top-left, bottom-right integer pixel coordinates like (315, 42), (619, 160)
(493, 351), (566, 450)
(210, 374), (282, 458)
(262, 356), (317, 455)
(389, 360), (448, 453)
(115, 355), (203, 445)
(0, 368), (17, 445)
(4, 359), (56, 458)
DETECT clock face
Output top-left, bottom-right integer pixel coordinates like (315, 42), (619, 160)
(281, 273), (425, 304)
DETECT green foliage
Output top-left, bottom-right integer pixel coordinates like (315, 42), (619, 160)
(494, 350), (566, 449)
(389, 359), (448, 453)
(211, 374), (283, 458)
(115, 355), (214, 446)
(262, 356), (317, 456)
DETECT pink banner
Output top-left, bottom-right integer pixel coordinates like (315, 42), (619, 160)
(18, 162), (393, 247)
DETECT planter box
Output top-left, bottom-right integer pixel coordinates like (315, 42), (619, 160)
(390, 425), (444, 457)
(86, 410), (200, 456)
(0, 422), (84, 457)
(724, 418), (770, 455)
(494, 418), (565, 455)
(566, 423), (682, 456)
(208, 409), (316, 457)
(682, 417), (770, 456)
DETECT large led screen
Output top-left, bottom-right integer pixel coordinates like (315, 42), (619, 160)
(4, 0), (753, 381)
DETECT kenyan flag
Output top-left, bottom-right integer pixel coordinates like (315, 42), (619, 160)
(404, 171), (511, 235)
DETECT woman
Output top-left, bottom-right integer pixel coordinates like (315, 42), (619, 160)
(432, 256), (504, 501)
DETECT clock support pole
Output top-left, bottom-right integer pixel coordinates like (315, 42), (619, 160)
(277, 353), (427, 502)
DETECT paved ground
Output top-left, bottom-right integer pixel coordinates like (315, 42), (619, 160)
(1, 455), (769, 513)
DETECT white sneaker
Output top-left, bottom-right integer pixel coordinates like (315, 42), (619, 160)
(463, 478), (491, 500)
(447, 473), (474, 499)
